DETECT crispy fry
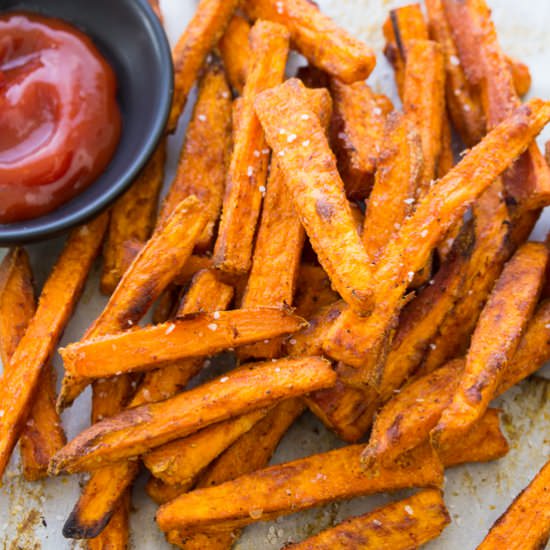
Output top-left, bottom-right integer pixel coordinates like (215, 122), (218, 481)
(287, 489), (450, 550)
(0, 216), (107, 479)
(143, 408), (269, 486)
(213, 20), (289, 274)
(63, 270), (234, 540)
(157, 59), (232, 251)
(425, 0), (485, 145)
(218, 15), (250, 94)
(58, 197), (209, 408)
(100, 140), (166, 295)
(50, 357), (336, 474)
(168, 0), (239, 132)
(86, 492), (130, 550)
(432, 242), (548, 451)
(477, 459), (550, 550)
(438, 408), (509, 468)
(240, 88), (332, 359)
(507, 55), (531, 98)
(329, 79), (392, 199)
(362, 112), (422, 261)
(322, 99), (550, 376)
(443, 0), (550, 209)
(255, 78), (377, 313)
(61, 308), (305, 380)
(0, 248), (66, 481)
(243, 0), (376, 83)
(156, 442), (443, 534)
(163, 399), (306, 548)
(403, 40), (446, 193)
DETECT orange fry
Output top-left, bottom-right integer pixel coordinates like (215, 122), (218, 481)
(243, 0), (376, 83)
(168, 0), (239, 132)
(287, 489), (449, 550)
(213, 20), (289, 274)
(477, 459), (550, 550)
(255, 78), (376, 313)
(157, 59), (232, 251)
(0, 216), (107, 479)
(218, 15), (250, 94)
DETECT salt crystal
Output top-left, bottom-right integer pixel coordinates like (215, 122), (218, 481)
(165, 323), (176, 335)
(430, 343), (437, 350)
(287, 133), (297, 143)
(300, 114), (310, 120)
(404, 198), (414, 205)
(420, 229), (428, 238)
(302, 140), (310, 147)
(404, 505), (414, 515)
(275, 367), (281, 372)
(259, 185), (266, 195)
(276, 1), (283, 13)
(450, 55), (460, 66)
(407, 271), (415, 282)
(220, 376), (229, 383)
(253, 150), (261, 158)
(208, 323), (218, 331)
(373, 107), (383, 116)
(198, 114), (207, 122)
(222, 91), (230, 99)
(278, 150), (286, 157)
(279, 128), (287, 135)
(394, 223), (401, 230)
(247, 166), (254, 177)
(372, 519), (382, 527)
(213, 311), (221, 319)
(0, 410), (4, 418)
(289, 338), (297, 345)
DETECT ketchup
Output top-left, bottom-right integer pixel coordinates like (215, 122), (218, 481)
(0, 13), (121, 223)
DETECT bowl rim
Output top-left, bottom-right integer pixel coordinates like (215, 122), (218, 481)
(0, 0), (174, 245)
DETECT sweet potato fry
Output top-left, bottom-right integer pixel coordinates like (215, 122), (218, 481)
(61, 308), (305, 380)
(287, 489), (450, 550)
(218, 15), (250, 94)
(443, 0), (550, 209)
(255, 78), (377, 313)
(58, 196), (209, 408)
(62, 270), (234, 540)
(168, 0), (239, 132)
(157, 59), (232, 251)
(86, 492), (130, 550)
(100, 140), (166, 295)
(243, 0), (376, 83)
(162, 399), (306, 548)
(50, 357), (336, 474)
(403, 39), (446, 193)
(156, 442), (443, 534)
(0, 216), (107, 479)
(292, 264), (340, 319)
(322, 99), (550, 376)
(425, 0), (485, 145)
(143, 408), (269, 486)
(507, 55), (531, 98)
(362, 112), (422, 262)
(438, 408), (509, 468)
(329, 79), (393, 199)
(213, 20), (289, 274)
(240, 88), (332, 359)
(0, 248), (66, 481)
(431, 242), (548, 451)
(477, 459), (550, 550)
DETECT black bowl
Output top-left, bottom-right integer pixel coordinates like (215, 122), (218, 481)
(0, 0), (173, 244)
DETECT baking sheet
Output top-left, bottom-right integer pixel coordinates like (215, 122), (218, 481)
(1, 0), (549, 548)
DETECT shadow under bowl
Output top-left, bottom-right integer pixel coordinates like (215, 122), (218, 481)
(0, 0), (173, 245)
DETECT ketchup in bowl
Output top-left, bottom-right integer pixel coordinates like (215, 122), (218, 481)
(0, 13), (121, 223)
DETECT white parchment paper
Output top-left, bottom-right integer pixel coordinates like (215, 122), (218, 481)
(0, 1), (549, 548)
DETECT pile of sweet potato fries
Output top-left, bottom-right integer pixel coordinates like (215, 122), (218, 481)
(1, 0), (549, 548)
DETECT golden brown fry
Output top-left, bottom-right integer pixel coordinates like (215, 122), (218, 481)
(143, 409), (269, 486)
(168, 0), (239, 132)
(362, 112), (422, 261)
(100, 139), (166, 295)
(443, 0), (550, 209)
(50, 357), (336, 474)
(213, 20), (289, 274)
(0, 216), (107, 479)
(162, 399), (306, 548)
(425, 0), (485, 145)
(507, 55), (532, 98)
(0, 249), (66, 481)
(287, 489), (450, 550)
(329, 79), (392, 199)
(477, 459), (550, 550)
(255, 78), (376, 313)
(156, 442), (443, 534)
(243, 0), (376, 83)
(438, 408), (509, 468)
(323, 99), (550, 376)
(432, 242), (548, 451)
(157, 59), (232, 251)
(403, 39), (446, 193)
(63, 270), (234, 540)
(86, 492), (130, 550)
(61, 308), (305, 380)
(240, 88), (332, 359)
(58, 197), (209, 408)
(218, 15), (250, 94)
